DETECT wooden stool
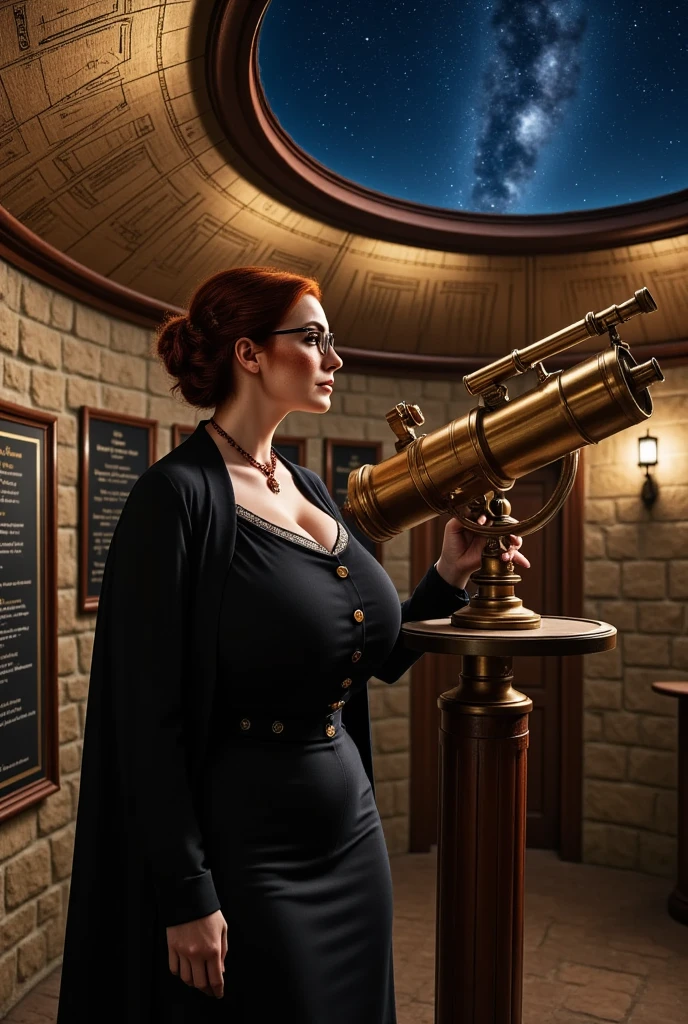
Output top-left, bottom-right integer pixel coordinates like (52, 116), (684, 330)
(650, 681), (688, 925)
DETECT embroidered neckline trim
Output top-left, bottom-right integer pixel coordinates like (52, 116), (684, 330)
(235, 504), (349, 556)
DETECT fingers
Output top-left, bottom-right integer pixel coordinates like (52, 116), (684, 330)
(168, 947), (180, 976)
(501, 535), (529, 567)
(207, 949), (226, 1000)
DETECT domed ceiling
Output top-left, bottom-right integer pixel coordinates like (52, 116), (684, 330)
(0, 0), (686, 367)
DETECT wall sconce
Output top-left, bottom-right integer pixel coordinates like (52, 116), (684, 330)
(638, 428), (658, 509)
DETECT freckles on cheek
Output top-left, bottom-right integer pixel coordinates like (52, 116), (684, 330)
(279, 347), (315, 384)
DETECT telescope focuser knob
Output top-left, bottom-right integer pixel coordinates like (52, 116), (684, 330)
(487, 493), (512, 519)
(386, 401), (426, 452)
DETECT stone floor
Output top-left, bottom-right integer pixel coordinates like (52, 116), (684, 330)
(4, 849), (688, 1023)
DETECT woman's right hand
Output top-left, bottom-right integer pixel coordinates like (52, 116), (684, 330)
(167, 909), (228, 999)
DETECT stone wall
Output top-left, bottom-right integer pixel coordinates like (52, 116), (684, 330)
(583, 364), (687, 878)
(0, 255), (684, 1014)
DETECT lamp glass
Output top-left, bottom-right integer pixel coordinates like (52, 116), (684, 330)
(638, 435), (658, 467)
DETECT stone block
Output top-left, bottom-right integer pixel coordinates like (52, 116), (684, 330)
(5, 843), (51, 910)
(0, 903), (35, 956)
(147, 395), (190, 428)
(393, 779), (409, 816)
(584, 780), (655, 828)
(50, 825), (76, 881)
(587, 465), (637, 498)
(37, 785), (72, 836)
(66, 375), (100, 409)
(639, 522), (688, 559)
(37, 888), (62, 925)
(57, 486), (77, 528)
(584, 711), (603, 740)
(148, 359), (174, 397)
(44, 911), (67, 960)
(602, 710), (640, 745)
(585, 742), (627, 780)
(30, 369), (64, 410)
(584, 679), (622, 710)
(74, 305), (110, 346)
(562, 984), (633, 1021)
(58, 704), (80, 744)
(17, 929), (47, 982)
(77, 632), (94, 673)
(624, 634), (670, 667)
(56, 528), (76, 587)
(318, 413), (365, 438)
(372, 717), (408, 754)
(111, 321), (153, 357)
(0, 948), (16, 1009)
(62, 336), (101, 378)
(672, 637), (688, 670)
(381, 815), (407, 856)
(621, 561), (666, 599)
(639, 713), (677, 750)
(367, 688), (385, 719)
(3, 358), (29, 393)
(57, 590), (77, 634)
(21, 278), (51, 323)
(57, 636), (77, 676)
(50, 293), (73, 331)
(669, 561), (688, 599)
(422, 379), (452, 400)
(367, 376), (401, 397)
(372, 752), (409, 782)
(101, 384), (147, 418)
(0, 812), (36, 864)
(365, 418), (396, 442)
(615, 497), (650, 522)
(60, 742), (81, 775)
(383, 685), (409, 717)
(637, 832), (677, 878)
(585, 561), (620, 597)
(654, 790), (678, 835)
(101, 350), (147, 389)
(348, 373), (368, 393)
(56, 412), (77, 446)
(583, 821), (639, 870)
(374, 780), (395, 817)
(18, 319), (60, 368)
(584, 645), (622, 679)
(66, 674), (89, 702)
(57, 447), (77, 487)
(624, 668), (688, 714)
(343, 393), (367, 416)
(0, 307), (18, 355)
(605, 524), (641, 560)
(597, 601), (637, 632)
(638, 602), (684, 634)
(628, 748), (677, 788)
(584, 526), (605, 558)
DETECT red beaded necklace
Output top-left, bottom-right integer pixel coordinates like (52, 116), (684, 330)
(209, 417), (281, 493)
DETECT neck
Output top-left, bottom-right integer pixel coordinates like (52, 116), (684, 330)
(208, 399), (285, 465)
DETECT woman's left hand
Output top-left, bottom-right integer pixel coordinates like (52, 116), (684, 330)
(435, 514), (530, 591)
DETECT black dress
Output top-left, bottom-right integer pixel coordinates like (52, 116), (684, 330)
(153, 478), (464, 1023)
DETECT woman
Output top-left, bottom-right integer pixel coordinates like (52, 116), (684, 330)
(57, 267), (528, 1023)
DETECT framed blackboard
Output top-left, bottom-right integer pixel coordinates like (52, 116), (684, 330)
(0, 400), (58, 823)
(273, 435), (307, 467)
(80, 408), (157, 613)
(172, 423), (196, 448)
(325, 439), (383, 563)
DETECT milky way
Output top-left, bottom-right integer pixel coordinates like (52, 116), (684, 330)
(471, 1), (588, 212)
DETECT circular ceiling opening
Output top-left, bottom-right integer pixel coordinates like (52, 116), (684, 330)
(257, 0), (687, 216)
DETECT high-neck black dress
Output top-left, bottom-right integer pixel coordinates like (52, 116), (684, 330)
(156, 465), (468, 1023)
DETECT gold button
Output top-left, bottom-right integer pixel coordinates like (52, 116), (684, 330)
(353, 609), (364, 622)
(341, 678), (352, 688)
(325, 724), (336, 738)
(272, 720), (284, 734)
(351, 650), (362, 663)
(329, 700), (346, 710)
(240, 718), (251, 730)
(336, 566), (349, 578)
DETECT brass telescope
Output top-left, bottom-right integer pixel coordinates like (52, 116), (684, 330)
(342, 287), (664, 629)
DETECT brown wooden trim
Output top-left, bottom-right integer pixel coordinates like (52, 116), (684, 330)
(208, 0), (688, 255)
(0, 400), (59, 823)
(324, 438), (383, 564)
(559, 449), (585, 860)
(79, 407), (158, 614)
(273, 434), (307, 467)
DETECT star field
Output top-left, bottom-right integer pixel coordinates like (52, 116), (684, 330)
(257, 1), (688, 215)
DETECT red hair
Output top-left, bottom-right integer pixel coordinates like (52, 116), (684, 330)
(156, 266), (322, 408)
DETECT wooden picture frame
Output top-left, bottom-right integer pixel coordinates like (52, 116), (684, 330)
(0, 400), (58, 823)
(172, 423), (196, 448)
(79, 407), (157, 613)
(324, 438), (383, 563)
(273, 435), (307, 467)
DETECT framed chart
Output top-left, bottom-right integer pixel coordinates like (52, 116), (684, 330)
(273, 435), (307, 467)
(79, 408), (157, 613)
(172, 423), (196, 448)
(0, 400), (58, 823)
(324, 439), (383, 563)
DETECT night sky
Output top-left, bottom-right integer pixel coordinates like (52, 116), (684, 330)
(257, 1), (687, 215)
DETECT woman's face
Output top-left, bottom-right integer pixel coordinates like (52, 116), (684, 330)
(257, 293), (344, 412)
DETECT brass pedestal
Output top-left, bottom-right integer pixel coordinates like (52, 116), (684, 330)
(401, 615), (617, 1024)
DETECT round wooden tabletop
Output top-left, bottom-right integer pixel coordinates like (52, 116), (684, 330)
(402, 615), (617, 657)
(651, 681), (688, 699)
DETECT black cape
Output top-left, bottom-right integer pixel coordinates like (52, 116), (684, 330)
(57, 419), (468, 1022)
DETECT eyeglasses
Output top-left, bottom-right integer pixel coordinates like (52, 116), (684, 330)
(271, 325), (336, 357)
